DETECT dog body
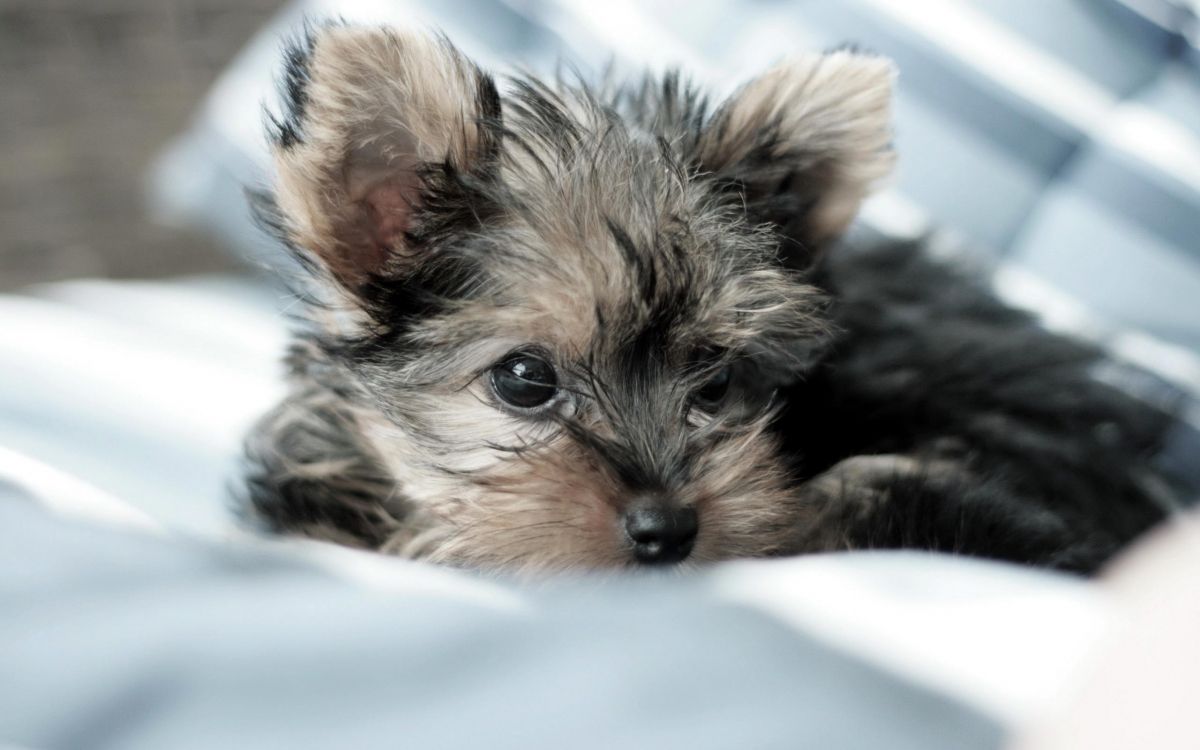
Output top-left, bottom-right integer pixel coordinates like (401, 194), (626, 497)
(243, 25), (1175, 574)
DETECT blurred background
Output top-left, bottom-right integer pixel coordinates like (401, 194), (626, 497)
(1, 0), (1198, 531)
(4, 0), (1200, 347)
(0, 0), (281, 289)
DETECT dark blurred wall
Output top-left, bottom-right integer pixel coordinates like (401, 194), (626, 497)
(0, 0), (283, 290)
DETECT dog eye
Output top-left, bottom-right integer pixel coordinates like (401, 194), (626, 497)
(693, 365), (732, 410)
(490, 353), (559, 409)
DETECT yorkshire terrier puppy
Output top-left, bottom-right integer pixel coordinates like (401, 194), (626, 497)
(243, 23), (1179, 574)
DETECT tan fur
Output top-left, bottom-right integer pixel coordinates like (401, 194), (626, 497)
(701, 52), (896, 243)
(369, 414), (809, 574)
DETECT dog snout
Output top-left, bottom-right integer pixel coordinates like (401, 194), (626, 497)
(623, 498), (697, 565)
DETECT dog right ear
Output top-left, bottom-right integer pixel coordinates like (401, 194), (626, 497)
(266, 24), (500, 291)
(697, 51), (896, 264)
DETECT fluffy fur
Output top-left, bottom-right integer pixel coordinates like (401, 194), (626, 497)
(242, 23), (1180, 575)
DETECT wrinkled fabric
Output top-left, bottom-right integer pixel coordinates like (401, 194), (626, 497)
(0, 499), (1009, 750)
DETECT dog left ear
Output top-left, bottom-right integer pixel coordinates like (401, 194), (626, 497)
(267, 25), (500, 292)
(699, 51), (896, 263)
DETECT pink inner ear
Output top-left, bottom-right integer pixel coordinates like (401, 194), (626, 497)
(333, 163), (426, 287)
(364, 179), (421, 255)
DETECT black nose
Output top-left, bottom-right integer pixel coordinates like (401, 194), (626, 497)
(623, 501), (698, 565)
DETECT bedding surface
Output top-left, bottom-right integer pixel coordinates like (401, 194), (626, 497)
(2, 489), (1119, 750)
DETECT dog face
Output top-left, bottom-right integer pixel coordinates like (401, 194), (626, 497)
(261, 25), (894, 573)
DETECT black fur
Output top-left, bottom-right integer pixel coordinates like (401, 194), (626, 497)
(266, 22), (321, 150)
(778, 238), (1177, 571)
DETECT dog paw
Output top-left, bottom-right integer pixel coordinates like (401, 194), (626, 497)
(792, 453), (970, 552)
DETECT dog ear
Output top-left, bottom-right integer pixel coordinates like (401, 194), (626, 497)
(699, 51), (895, 263)
(267, 25), (500, 290)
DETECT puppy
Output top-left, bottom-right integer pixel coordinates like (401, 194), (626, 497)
(242, 23), (1179, 575)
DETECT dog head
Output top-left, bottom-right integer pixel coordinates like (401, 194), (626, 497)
(260, 24), (894, 573)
